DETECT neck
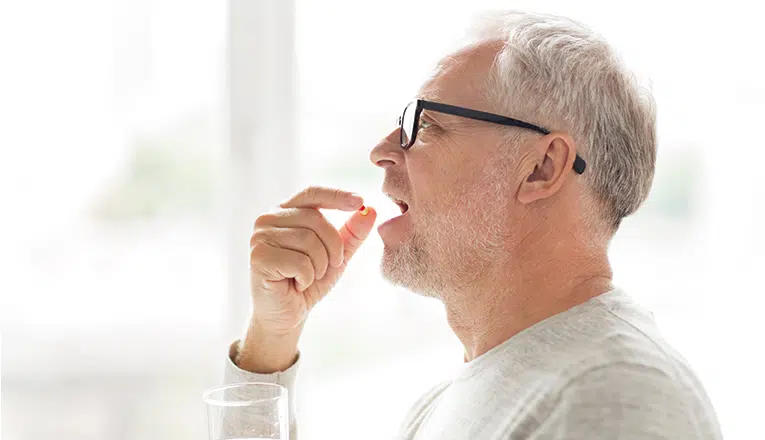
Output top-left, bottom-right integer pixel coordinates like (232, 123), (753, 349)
(443, 236), (613, 362)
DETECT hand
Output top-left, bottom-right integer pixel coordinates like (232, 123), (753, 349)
(239, 186), (377, 373)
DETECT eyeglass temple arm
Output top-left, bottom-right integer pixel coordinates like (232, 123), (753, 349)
(399, 103), (586, 174)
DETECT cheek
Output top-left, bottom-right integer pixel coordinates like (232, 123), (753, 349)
(407, 145), (479, 206)
(409, 164), (458, 218)
(410, 171), (489, 228)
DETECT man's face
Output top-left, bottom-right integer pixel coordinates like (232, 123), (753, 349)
(370, 45), (521, 297)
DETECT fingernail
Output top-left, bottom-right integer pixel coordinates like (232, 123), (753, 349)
(348, 193), (364, 206)
(359, 205), (369, 216)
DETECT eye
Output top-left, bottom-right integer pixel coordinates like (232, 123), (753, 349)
(419, 118), (435, 130)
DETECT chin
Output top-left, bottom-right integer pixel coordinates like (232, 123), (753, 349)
(380, 243), (443, 299)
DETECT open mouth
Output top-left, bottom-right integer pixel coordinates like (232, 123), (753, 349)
(377, 192), (413, 237)
(387, 195), (409, 214)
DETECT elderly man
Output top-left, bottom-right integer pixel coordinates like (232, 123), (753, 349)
(224, 11), (721, 440)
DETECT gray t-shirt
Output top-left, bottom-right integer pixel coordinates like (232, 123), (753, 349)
(223, 289), (722, 439)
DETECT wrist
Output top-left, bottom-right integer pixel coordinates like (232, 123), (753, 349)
(235, 318), (302, 374)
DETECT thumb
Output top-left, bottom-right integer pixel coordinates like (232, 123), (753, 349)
(339, 205), (377, 263)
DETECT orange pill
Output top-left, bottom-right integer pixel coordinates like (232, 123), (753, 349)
(359, 205), (369, 216)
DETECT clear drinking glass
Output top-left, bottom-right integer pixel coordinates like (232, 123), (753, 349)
(203, 382), (289, 440)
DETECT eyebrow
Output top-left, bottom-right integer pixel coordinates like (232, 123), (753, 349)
(422, 103), (471, 127)
(417, 93), (440, 103)
(420, 109), (437, 119)
(414, 89), (442, 117)
(420, 108), (448, 125)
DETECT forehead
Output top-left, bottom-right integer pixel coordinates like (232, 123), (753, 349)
(417, 41), (503, 110)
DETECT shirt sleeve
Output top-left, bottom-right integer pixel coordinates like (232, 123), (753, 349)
(526, 363), (715, 440)
(220, 339), (301, 440)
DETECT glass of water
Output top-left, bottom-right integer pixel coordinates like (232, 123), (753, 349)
(203, 382), (289, 440)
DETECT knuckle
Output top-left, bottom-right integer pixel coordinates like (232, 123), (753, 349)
(301, 207), (322, 223)
(326, 229), (342, 249)
(317, 251), (329, 270)
(329, 227), (342, 244)
(250, 228), (269, 244)
(254, 212), (278, 229)
(332, 241), (344, 259)
(304, 185), (320, 198)
(249, 241), (267, 261)
(299, 253), (314, 271)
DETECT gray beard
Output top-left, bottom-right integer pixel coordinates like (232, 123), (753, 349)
(380, 190), (509, 299)
(380, 153), (515, 298)
(381, 232), (444, 297)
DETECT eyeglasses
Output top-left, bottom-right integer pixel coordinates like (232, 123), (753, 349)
(397, 99), (586, 174)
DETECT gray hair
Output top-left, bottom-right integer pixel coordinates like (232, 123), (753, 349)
(466, 11), (657, 230)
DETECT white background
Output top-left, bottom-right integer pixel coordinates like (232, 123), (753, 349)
(1, 0), (763, 439)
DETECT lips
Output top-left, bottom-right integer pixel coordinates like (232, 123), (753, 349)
(377, 193), (413, 242)
(392, 198), (409, 214)
(384, 192), (409, 214)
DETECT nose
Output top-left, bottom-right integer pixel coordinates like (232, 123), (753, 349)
(369, 127), (404, 169)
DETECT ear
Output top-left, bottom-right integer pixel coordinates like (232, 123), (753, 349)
(517, 133), (577, 205)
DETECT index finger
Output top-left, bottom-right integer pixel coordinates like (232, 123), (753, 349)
(280, 186), (364, 211)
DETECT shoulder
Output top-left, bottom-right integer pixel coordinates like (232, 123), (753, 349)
(528, 362), (721, 439)
(520, 290), (722, 438)
(560, 361), (686, 404)
(396, 380), (451, 438)
(550, 289), (695, 382)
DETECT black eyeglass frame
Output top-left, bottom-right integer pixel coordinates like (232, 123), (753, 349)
(397, 99), (586, 174)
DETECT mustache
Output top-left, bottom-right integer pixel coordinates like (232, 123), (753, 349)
(382, 172), (411, 199)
